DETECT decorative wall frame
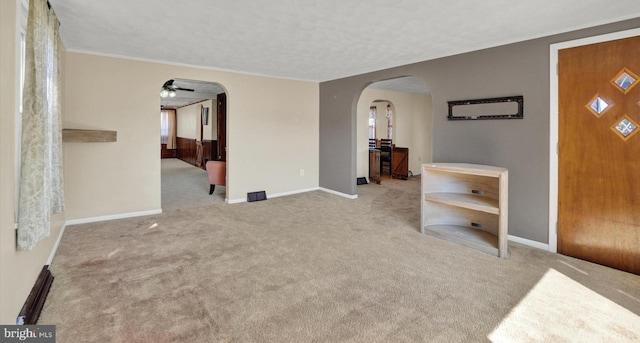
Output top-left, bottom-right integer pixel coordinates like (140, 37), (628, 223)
(448, 95), (523, 120)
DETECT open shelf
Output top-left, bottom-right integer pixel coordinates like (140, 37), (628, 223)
(421, 163), (508, 258)
(62, 129), (117, 143)
(424, 193), (499, 214)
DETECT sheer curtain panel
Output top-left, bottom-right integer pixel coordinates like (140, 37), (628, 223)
(167, 110), (177, 149)
(161, 111), (169, 144)
(17, 0), (64, 250)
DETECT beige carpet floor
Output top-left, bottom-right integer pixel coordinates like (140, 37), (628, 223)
(161, 158), (225, 211)
(40, 177), (640, 342)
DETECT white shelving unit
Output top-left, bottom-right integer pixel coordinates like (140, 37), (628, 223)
(421, 163), (508, 258)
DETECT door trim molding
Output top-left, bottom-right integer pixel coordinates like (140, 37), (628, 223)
(549, 28), (640, 253)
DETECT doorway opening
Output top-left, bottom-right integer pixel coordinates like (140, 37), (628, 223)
(159, 78), (228, 211)
(356, 76), (432, 186)
(368, 100), (395, 180)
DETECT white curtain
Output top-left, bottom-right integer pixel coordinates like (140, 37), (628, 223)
(160, 110), (176, 149)
(160, 110), (169, 144)
(17, 0), (64, 250)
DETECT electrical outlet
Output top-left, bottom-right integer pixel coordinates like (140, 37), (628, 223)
(300, 169), (304, 176)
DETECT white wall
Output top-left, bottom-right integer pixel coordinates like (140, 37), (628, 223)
(356, 88), (433, 179)
(63, 52), (319, 219)
(176, 99), (215, 140)
(203, 99), (216, 141)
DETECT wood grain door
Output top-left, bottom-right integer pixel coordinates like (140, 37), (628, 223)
(216, 93), (227, 161)
(558, 36), (640, 275)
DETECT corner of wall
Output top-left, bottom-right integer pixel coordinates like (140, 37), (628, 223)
(0, 1), (68, 323)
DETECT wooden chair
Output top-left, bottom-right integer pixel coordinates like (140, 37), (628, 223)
(205, 161), (226, 194)
(369, 138), (377, 149)
(379, 139), (392, 175)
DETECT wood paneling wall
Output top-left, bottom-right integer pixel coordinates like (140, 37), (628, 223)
(161, 144), (176, 159)
(176, 137), (196, 165)
(176, 137), (218, 166)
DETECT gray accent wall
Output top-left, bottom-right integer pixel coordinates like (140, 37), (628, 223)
(319, 18), (640, 244)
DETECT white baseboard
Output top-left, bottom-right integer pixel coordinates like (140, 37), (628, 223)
(65, 209), (163, 226)
(46, 223), (67, 266)
(270, 187), (319, 199)
(508, 235), (550, 251)
(228, 187), (321, 204)
(49, 209), (160, 266)
(319, 187), (358, 199)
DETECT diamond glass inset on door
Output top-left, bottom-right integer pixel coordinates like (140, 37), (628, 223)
(610, 67), (639, 94)
(586, 94), (610, 117)
(610, 115), (638, 141)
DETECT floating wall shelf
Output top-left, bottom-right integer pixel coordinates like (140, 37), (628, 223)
(62, 129), (117, 143)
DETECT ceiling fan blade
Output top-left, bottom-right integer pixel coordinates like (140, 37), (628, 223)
(163, 79), (175, 88)
(175, 87), (195, 92)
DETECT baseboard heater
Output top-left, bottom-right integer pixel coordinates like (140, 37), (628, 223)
(17, 265), (54, 325)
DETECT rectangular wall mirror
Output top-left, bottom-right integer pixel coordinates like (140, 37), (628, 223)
(448, 96), (523, 120)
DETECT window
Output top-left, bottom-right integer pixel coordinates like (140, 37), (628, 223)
(160, 110), (169, 144)
(368, 106), (376, 139)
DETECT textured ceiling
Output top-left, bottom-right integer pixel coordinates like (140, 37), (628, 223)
(50, 0), (640, 82)
(162, 76), (429, 109)
(160, 79), (225, 110)
(369, 77), (430, 95)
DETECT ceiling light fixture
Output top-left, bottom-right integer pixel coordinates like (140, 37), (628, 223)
(160, 79), (195, 98)
(160, 88), (177, 98)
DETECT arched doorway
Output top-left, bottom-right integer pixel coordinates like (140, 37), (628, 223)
(159, 78), (228, 210)
(356, 76), (432, 185)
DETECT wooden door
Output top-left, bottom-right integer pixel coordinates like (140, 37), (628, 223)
(558, 36), (640, 274)
(216, 93), (227, 161)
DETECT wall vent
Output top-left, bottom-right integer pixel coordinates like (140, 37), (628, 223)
(247, 191), (267, 202)
(356, 177), (368, 185)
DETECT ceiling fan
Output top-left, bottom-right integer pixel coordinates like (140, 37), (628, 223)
(160, 79), (194, 98)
